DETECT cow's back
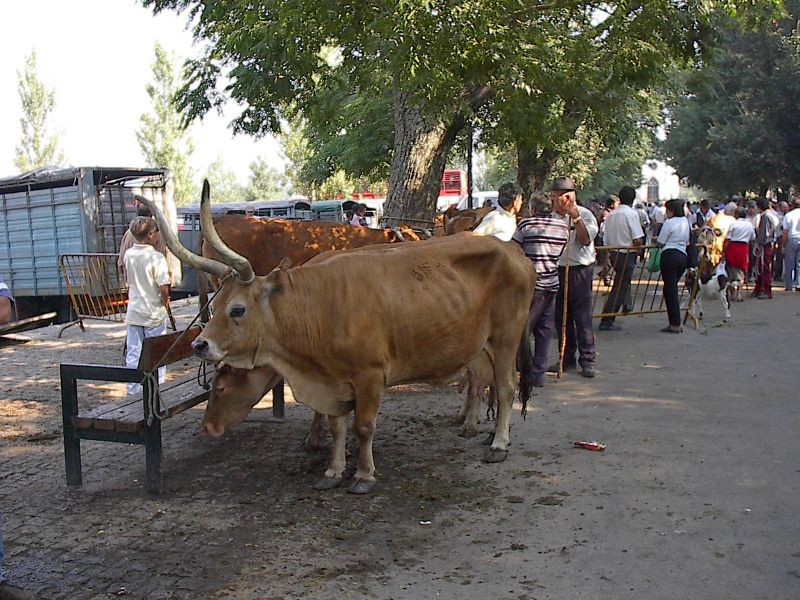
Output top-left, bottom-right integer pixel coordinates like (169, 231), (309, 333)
(269, 234), (534, 386)
(202, 216), (399, 275)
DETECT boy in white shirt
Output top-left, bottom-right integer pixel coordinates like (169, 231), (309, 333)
(123, 217), (171, 395)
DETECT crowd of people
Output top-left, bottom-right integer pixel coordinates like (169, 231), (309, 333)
(472, 178), (800, 388)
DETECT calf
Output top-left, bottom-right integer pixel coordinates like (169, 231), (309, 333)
(684, 238), (731, 327)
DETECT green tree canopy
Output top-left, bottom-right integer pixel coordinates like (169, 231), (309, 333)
(136, 43), (196, 205)
(14, 51), (65, 172)
(662, 5), (800, 196)
(144, 0), (782, 217)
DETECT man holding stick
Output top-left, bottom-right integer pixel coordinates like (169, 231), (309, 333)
(549, 176), (598, 378)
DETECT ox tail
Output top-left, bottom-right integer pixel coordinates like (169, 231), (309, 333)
(516, 322), (534, 420)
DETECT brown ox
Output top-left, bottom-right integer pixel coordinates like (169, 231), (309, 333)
(197, 205), (422, 316)
(201, 237), (504, 442)
(204, 363), (329, 449)
(144, 188), (535, 495)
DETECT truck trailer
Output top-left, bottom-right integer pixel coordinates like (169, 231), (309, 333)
(0, 166), (179, 322)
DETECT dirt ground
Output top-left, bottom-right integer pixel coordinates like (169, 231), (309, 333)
(1, 292), (799, 600)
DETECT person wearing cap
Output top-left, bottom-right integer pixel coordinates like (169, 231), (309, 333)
(549, 176), (598, 378)
(598, 185), (645, 331)
(472, 182), (524, 241)
(512, 186), (571, 387)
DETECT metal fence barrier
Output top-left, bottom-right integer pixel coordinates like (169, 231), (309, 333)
(590, 243), (752, 323)
(59, 253), (127, 336)
(590, 244), (678, 319)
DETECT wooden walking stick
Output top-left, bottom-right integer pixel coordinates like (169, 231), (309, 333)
(558, 216), (574, 379)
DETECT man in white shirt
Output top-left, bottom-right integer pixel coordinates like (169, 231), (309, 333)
(598, 186), (645, 331)
(549, 176), (599, 377)
(473, 182), (524, 241)
(782, 197), (800, 291)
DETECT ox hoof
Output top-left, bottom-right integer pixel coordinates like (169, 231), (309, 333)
(347, 479), (376, 495)
(483, 448), (508, 463)
(312, 477), (342, 491)
(452, 415), (466, 426)
(459, 428), (478, 439)
(481, 432), (496, 446)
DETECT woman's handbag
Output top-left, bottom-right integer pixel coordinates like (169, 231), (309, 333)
(645, 247), (662, 273)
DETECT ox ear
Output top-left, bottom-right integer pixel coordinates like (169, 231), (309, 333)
(278, 256), (292, 270)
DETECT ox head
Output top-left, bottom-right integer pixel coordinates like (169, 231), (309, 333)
(202, 364), (283, 437)
(138, 180), (284, 368)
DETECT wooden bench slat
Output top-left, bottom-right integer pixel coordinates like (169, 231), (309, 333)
(72, 371), (213, 432)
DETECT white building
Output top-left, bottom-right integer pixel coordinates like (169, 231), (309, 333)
(636, 160), (681, 204)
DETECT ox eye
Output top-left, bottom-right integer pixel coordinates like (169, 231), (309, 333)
(229, 305), (246, 319)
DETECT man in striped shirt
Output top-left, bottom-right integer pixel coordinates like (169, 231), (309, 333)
(512, 186), (571, 387)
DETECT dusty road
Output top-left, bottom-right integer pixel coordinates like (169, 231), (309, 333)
(1, 293), (798, 599)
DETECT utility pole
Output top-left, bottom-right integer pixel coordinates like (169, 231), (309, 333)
(466, 123), (474, 209)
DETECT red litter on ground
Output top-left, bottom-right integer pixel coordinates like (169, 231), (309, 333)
(574, 440), (606, 451)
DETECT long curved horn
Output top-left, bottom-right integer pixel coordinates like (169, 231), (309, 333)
(199, 180), (255, 283)
(134, 194), (230, 278)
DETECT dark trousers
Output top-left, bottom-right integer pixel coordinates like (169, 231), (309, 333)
(555, 265), (596, 368)
(753, 244), (774, 297)
(773, 245), (784, 280)
(661, 248), (687, 327)
(526, 289), (557, 378)
(600, 251), (637, 324)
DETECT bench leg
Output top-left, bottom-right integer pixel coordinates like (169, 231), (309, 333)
(144, 419), (163, 494)
(143, 377), (163, 493)
(60, 367), (82, 487)
(272, 379), (285, 420)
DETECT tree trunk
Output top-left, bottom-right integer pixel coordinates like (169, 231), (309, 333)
(516, 144), (558, 201)
(383, 88), (466, 225)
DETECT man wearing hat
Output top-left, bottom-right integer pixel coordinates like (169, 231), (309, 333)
(549, 176), (599, 377)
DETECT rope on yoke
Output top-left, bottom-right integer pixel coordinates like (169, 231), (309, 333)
(144, 371), (166, 425)
(196, 361), (212, 390)
(138, 285), (222, 424)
